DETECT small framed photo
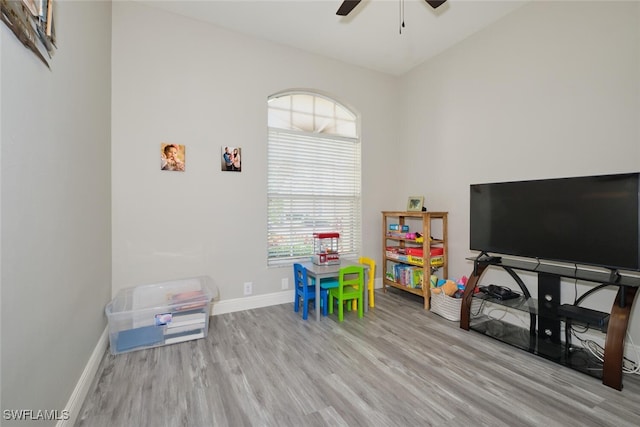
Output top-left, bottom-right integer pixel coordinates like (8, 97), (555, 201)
(407, 196), (424, 212)
(221, 146), (241, 172)
(161, 143), (185, 171)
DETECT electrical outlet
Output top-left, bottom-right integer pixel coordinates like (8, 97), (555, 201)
(243, 282), (252, 296)
(281, 278), (289, 290)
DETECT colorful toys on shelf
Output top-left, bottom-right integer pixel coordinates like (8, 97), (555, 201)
(312, 232), (340, 265)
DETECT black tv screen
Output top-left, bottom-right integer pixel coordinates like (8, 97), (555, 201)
(470, 173), (640, 271)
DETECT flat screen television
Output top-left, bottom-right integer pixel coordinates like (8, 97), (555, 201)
(470, 172), (640, 271)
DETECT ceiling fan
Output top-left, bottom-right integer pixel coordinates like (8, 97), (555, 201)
(337, 0), (447, 16)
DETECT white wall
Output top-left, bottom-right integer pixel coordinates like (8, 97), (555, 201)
(401, 1), (640, 339)
(0, 1), (112, 425)
(111, 2), (399, 300)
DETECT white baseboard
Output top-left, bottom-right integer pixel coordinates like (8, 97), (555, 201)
(57, 327), (109, 427)
(211, 278), (382, 315)
(212, 289), (294, 315)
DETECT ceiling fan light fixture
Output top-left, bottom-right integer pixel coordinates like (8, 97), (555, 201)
(337, 0), (447, 17)
(336, 0), (361, 16)
(426, 0), (447, 8)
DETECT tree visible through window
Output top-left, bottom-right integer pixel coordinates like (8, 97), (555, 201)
(267, 92), (361, 266)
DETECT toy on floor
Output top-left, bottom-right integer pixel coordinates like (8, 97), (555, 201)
(432, 276), (468, 298)
(431, 279), (457, 296)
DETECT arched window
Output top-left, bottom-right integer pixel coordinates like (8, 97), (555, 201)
(267, 91), (361, 265)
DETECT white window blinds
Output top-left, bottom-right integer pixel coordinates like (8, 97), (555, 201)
(267, 93), (361, 266)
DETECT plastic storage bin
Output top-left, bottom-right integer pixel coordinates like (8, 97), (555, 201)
(106, 276), (216, 355)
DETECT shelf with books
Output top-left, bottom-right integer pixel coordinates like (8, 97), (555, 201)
(382, 211), (448, 310)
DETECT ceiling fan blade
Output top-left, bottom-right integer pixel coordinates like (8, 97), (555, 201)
(426, 0), (447, 9)
(336, 0), (361, 16)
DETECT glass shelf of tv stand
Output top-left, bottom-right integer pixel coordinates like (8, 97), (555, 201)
(471, 292), (538, 315)
(469, 293), (605, 380)
(468, 315), (604, 379)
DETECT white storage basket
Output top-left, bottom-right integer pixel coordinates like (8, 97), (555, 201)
(431, 292), (483, 322)
(430, 292), (479, 322)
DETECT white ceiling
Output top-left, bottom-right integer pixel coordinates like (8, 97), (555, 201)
(142, 0), (528, 76)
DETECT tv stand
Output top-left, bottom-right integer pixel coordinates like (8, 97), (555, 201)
(460, 256), (639, 390)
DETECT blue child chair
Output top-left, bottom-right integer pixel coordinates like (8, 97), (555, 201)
(293, 263), (329, 319)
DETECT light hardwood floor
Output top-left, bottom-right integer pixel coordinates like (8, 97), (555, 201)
(77, 289), (640, 426)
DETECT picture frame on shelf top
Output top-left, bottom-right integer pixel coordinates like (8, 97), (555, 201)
(407, 196), (424, 212)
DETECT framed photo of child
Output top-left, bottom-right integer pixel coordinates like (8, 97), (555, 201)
(161, 143), (185, 171)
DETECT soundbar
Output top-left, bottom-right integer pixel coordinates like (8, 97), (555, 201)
(557, 304), (609, 332)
